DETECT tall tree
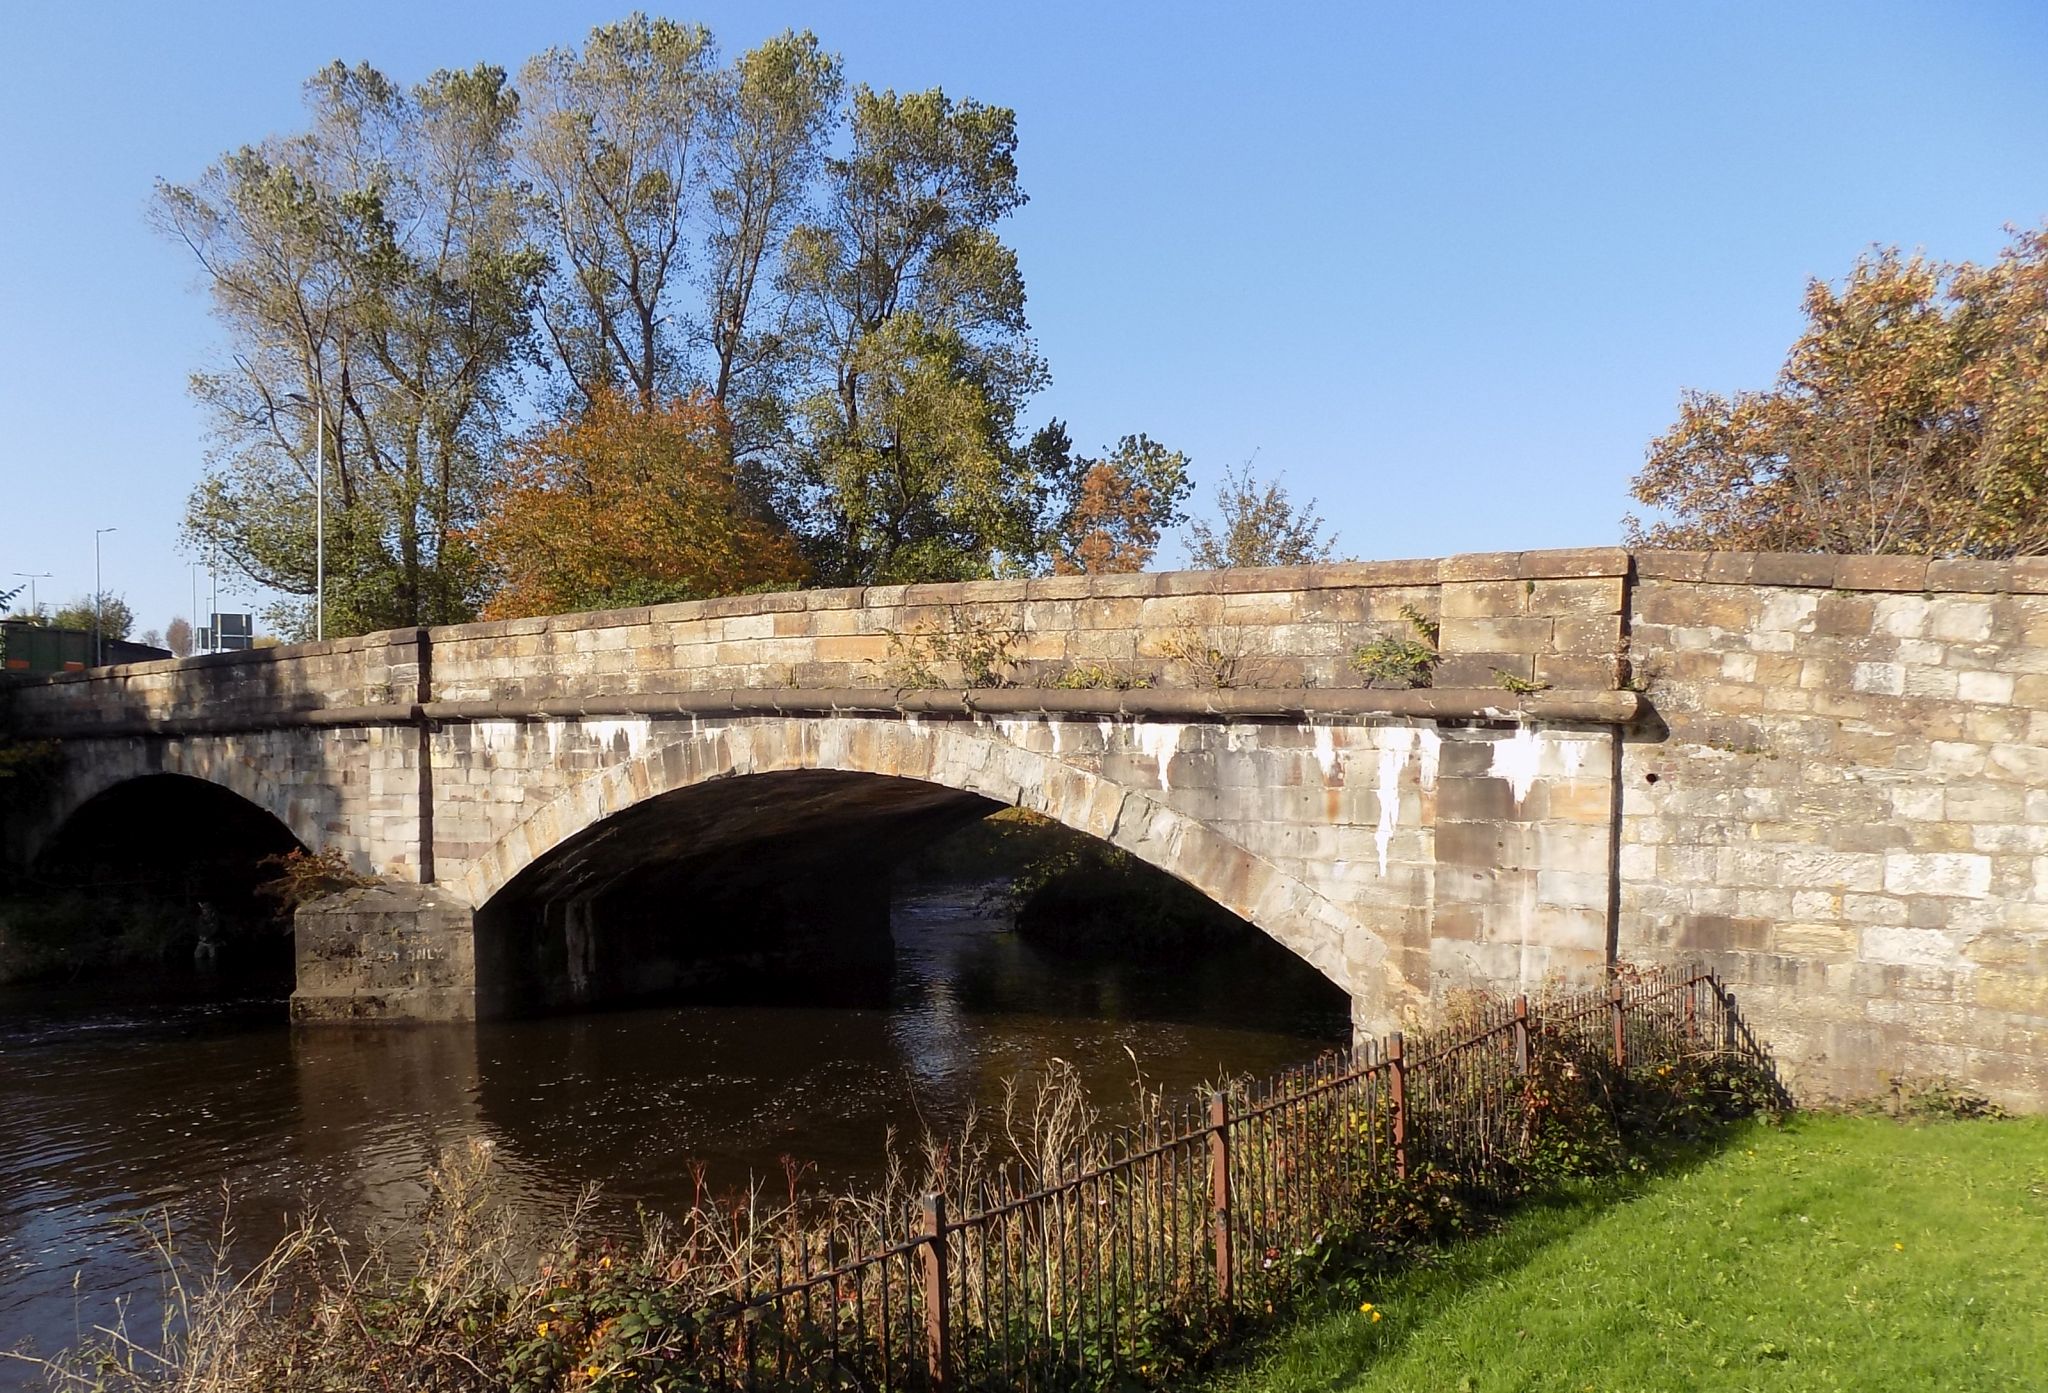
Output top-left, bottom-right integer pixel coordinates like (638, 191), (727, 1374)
(159, 61), (544, 636)
(1185, 460), (1340, 568)
(518, 16), (717, 408)
(777, 86), (1047, 584)
(699, 31), (842, 469)
(1043, 431), (1193, 575)
(165, 616), (195, 658)
(470, 391), (805, 619)
(1627, 224), (2048, 556)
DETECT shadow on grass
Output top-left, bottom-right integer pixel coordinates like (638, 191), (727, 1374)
(1197, 1118), (1771, 1392)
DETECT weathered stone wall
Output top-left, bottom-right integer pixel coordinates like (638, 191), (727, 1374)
(1618, 553), (2048, 1108)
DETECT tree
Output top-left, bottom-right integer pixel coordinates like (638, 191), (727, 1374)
(699, 31), (842, 469)
(1185, 460), (1340, 568)
(1626, 224), (2048, 556)
(52, 593), (133, 640)
(776, 86), (1047, 584)
(470, 390), (805, 619)
(1043, 431), (1193, 575)
(518, 16), (718, 409)
(166, 617), (195, 658)
(159, 60), (546, 638)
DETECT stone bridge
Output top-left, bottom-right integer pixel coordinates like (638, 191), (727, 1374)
(7, 547), (2048, 1108)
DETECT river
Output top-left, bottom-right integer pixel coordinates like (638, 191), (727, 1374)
(0, 883), (1346, 1373)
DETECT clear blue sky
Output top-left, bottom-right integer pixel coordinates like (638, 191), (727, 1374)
(3, 1), (2044, 635)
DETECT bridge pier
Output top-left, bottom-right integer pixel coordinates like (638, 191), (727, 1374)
(291, 884), (479, 1022)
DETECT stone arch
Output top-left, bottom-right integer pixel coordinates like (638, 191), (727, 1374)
(453, 714), (1416, 1022)
(28, 735), (325, 869)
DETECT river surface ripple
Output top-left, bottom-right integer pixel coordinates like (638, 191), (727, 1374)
(0, 885), (1346, 1373)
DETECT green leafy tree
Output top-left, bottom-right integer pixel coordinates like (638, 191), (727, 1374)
(52, 593), (133, 640)
(158, 60), (546, 637)
(776, 86), (1047, 584)
(1627, 224), (2048, 556)
(1185, 460), (1340, 568)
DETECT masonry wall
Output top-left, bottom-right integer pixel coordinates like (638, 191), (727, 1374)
(1619, 553), (2048, 1107)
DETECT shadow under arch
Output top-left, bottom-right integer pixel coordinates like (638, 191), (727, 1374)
(26, 771), (306, 979)
(27, 741), (327, 872)
(457, 715), (1409, 1024)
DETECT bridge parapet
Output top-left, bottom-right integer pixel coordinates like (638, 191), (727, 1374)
(3, 549), (1631, 734)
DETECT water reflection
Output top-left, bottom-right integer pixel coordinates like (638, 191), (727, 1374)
(0, 886), (1345, 1373)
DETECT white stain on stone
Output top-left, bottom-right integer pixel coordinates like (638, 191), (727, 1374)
(1133, 721), (1185, 792)
(475, 719), (522, 755)
(1310, 722), (1340, 779)
(1374, 732), (1412, 877)
(1049, 718), (1066, 754)
(996, 716), (1036, 747)
(582, 718), (649, 759)
(1489, 725), (1542, 807)
(1098, 717), (1117, 751)
(1417, 727), (1441, 791)
(1224, 723), (1256, 753)
(1560, 737), (1588, 781)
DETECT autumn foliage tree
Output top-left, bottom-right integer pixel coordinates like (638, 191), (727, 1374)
(1627, 224), (2048, 556)
(1046, 433), (1193, 575)
(471, 392), (805, 619)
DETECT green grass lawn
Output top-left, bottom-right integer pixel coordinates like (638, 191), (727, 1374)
(1202, 1113), (2048, 1392)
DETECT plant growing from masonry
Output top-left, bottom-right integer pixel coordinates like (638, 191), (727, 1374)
(1052, 662), (1154, 691)
(1350, 604), (1438, 688)
(256, 847), (379, 909)
(885, 604), (1022, 688)
(1159, 625), (1275, 689)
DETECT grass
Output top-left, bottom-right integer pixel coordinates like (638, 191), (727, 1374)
(1202, 1113), (2048, 1393)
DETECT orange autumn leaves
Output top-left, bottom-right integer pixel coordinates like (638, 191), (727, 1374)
(471, 392), (804, 620)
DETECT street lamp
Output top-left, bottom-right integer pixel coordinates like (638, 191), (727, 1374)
(285, 391), (326, 641)
(93, 527), (117, 666)
(10, 571), (50, 618)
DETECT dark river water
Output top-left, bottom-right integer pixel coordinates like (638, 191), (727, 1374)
(0, 885), (1346, 1372)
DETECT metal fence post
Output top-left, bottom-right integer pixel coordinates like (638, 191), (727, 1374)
(1513, 994), (1530, 1075)
(1609, 979), (1627, 1070)
(1683, 979), (1698, 1044)
(1207, 1090), (1233, 1307)
(921, 1193), (950, 1389)
(1388, 1032), (1409, 1180)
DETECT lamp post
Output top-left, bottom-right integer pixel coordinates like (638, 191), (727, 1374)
(285, 391), (325, 641)
(11, 571), (50, 618)
(93, 527), (117, 666)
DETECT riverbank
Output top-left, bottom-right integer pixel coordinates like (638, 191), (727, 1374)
(1198, 1112), (2048, 1392)
(7, 973), (1774, 1391)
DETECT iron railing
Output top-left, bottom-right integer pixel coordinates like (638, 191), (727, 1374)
(658, 965), (1771, 1390)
